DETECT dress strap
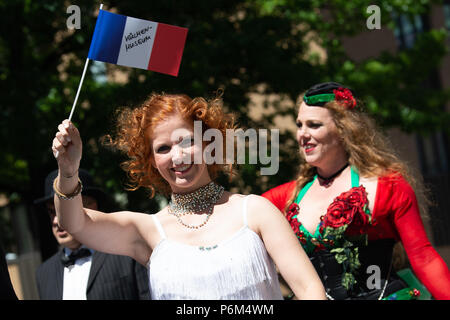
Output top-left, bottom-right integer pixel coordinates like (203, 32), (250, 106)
(294, 177), (315, 204)
(151, 215), (167, 239)
(350, 166), (360, 187)
(242, 195), (250, 227)
(295, 166), (360, 205)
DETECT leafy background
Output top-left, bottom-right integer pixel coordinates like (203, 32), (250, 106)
(0, 0), (449, 259)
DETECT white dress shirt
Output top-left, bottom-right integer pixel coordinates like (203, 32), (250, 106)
(62, 247), (93, 300)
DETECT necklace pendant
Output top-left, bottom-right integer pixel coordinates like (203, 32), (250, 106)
(316, 163), (349, 188)
(321, 178), (333, 187)
(199, 244), (218, 251)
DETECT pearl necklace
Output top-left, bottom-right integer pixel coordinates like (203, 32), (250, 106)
(168, 182), (224, 230)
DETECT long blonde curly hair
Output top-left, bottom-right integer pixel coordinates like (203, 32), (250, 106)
(285, 94), (429, 216)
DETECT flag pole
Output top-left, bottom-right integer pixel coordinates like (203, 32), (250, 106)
(68, 3), (104, 122)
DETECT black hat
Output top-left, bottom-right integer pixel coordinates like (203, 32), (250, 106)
(34, 169), (106, 205)
(303, 82), (356, 108)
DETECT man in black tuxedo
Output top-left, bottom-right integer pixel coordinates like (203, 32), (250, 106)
(34, 169), (149, 300)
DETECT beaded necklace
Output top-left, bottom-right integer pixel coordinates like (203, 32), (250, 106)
(168, 182), (224, 230)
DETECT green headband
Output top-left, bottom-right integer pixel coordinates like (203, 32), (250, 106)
(303, 93), (335, 106)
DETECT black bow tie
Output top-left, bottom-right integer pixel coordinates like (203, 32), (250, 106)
(61, 248), (92, 267)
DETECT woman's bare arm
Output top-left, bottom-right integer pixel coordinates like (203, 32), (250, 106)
(52, 119), (152, 265)
(248, 195), (326, 300)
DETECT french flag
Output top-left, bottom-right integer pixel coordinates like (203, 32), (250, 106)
(88, 9), (188, 77)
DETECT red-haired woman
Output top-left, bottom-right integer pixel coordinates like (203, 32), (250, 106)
(263, 82), (450, 300)
(51, 93), (325, 300)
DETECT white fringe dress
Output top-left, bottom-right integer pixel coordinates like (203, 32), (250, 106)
(147, 196), (284, 300)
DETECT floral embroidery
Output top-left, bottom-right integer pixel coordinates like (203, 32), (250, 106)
(286, 203), (300, 233)
(287, 186), (372, 290)
(286, 203), (307, 244)
(323, 186), (371, 236)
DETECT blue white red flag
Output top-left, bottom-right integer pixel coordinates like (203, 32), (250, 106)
(88, 9), (188, 77)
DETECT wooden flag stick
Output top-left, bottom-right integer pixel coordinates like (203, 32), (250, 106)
(68, 3), (104, 122)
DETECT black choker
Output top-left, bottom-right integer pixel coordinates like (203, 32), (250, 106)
(316, 163), (349, 186)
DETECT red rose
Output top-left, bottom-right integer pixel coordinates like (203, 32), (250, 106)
(290, 218), (301, 234)
(345, 186), (371, 235)
(346, 207), (370, 236)
(347, 186), (368, 207)
(287, 203), (299, 217)
(333, 87), (356, 109)
(323, 186), (371, 233)
(323, 200), (353, 228)
(286, 203), (301, 234)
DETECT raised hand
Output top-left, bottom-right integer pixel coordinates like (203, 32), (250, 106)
(52, 119), (83, 177)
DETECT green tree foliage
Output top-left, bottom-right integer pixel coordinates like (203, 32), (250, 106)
(0, 0), (448, 249)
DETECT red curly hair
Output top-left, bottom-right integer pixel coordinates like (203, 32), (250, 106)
(104, 93), (236, 198)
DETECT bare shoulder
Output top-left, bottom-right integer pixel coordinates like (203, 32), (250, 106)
(242, 194), (285, 232)
(359, 175), (378, 184)
(359, 175), (378, 192)
(246, 194), (281, 212)
(225, 193), (280, 215)
(359, 175), (379, 211)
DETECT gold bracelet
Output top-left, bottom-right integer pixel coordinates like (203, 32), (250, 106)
(53, 177), (83, 200)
